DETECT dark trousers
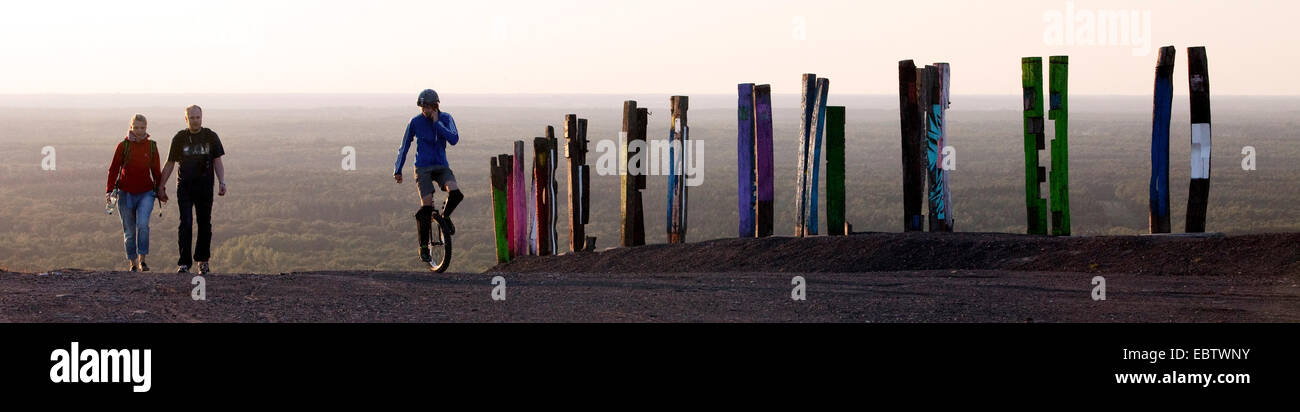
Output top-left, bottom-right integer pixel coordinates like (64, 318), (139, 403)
(177, 183), (214, 267)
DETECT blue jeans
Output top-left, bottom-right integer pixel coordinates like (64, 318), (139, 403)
(117, 190), (155, 260)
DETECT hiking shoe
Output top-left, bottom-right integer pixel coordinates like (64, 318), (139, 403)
(139, 261), (150, 272)
(419, 247), (432, 263)
(198, 262), (211, 275)
(177, 264), (190, 274)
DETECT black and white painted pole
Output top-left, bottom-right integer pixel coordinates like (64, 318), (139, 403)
(1186, 46), (1212, 233)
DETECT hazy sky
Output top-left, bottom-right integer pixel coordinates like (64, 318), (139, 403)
(1, 0), (1293, 96)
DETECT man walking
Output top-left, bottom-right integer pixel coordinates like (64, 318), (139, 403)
(159, 105), (226, 275)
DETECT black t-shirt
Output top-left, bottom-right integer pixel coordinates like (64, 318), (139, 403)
(168, 128), (225, 187)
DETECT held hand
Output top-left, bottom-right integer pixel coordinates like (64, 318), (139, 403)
(157, 188), (167, 202)
(394, 173), (403, 184)
(218, 182), (227, 196)
(105, 192), (112, 204)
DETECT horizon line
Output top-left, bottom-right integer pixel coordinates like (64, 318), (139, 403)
(2, 92), (1296, 98)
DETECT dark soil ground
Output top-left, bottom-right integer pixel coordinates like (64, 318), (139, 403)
(2, 232), (1296, 322)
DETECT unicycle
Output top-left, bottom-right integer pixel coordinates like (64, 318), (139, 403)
(427, 209), (453, 273)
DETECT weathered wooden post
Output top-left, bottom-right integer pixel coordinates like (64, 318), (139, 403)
(806, 78), (830, 235)
(1149, 46), (1175, 234)
(564, 114), (592, 252)
(634, 108), (647, 244)
(939, 63), (953, 232)
(528, 141), (538, 256)
(1021, 57), (1048, 235)
(1186, 46), (1212, 233)
(504, 149), (517, 257)
(924, 65), (938, 232)
(667, 96), (689, 243)
(545, 126), (559, 254)
(794, 73), (816, 237)
(741, 83), (776, 238)
(621, 101), (647, 247)
(1022, 56), (1068, 236)
(924, 63), (954, 232)
(512, 140), (526, 256)
(621, 101), (636, 246)
(826, 106), (846, 235)
(491, 154), (510, 263)
(564, 115), (580, 252)
(899, 60), (925, 232)
(579, 118), (595, 250)
(533, 136), (553, 255)
(1048, 56), (1070, 236)
(754, 84), (775, 238)
(738, 84), (757, 237)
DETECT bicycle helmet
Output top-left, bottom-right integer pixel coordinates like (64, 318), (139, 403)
(417, 89), (440, 107)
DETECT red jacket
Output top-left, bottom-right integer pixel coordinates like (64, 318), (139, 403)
(106, 136), (162, 194)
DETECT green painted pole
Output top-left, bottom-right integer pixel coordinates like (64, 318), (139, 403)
(1021, 57), (1047, 235)
(491, 155), (510, 263)
(826, 106), (846, 235)
(1048, 56), (1070, 236)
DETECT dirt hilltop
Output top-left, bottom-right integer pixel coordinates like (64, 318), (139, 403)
(493, 232), (1300, 277)
(2, 232), (1297, 322)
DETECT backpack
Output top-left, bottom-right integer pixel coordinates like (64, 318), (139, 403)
(113, 139), (159, 192)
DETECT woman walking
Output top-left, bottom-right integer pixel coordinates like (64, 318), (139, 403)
(106, 114), (164, 271)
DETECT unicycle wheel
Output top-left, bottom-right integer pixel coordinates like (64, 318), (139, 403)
(427, 213), (452, 273)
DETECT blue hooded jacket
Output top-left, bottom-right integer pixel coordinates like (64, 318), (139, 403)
(394, 112), (459, 175)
